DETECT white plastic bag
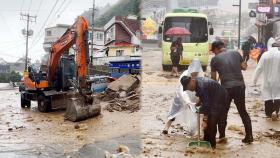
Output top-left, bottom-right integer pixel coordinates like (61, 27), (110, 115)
(167, 86), (198, 135)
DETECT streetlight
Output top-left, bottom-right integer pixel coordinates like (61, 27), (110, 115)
(233, 0), (242, 49)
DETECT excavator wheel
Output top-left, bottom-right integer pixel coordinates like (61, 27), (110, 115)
(64, 95), (101, 122)
(21, 93), (31, 108)
(37, 95), (51, 112)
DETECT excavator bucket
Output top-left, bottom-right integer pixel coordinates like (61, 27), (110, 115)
(64, 94), (101, 122)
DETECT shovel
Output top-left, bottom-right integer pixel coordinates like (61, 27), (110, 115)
(188, 106), (212, 148)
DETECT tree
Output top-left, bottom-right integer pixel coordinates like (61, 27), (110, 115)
(9, 71), (21, 82)
(95, 0), (140, 27)
(0, 71), (22, 83)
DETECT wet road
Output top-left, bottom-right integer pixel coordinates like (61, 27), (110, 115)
(0, 88), (140, 157)
(140, 43), (280, 158)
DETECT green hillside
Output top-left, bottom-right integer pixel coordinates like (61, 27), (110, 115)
(95, 0), (140, 27)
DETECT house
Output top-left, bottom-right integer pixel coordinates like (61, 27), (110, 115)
(9, 57), (30, 74)
(43, 24), (71, 52)
(43, 24), (106, 61)
(104, 16), (141, 58)
(88, 27), (106, 58)
(0, 58), (10, 73)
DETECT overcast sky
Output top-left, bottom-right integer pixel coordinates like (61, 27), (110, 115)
(0, 0), (258, 63)
(0, 0), (118, 62)
(218, 0), (258, 13)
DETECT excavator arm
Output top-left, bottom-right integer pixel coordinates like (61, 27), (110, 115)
(47, 16), (89, 88)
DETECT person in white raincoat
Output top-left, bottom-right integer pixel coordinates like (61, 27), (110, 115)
(162, 59), (204, 135)
(253, 37), (280, 118)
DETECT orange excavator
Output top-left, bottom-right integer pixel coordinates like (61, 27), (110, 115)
(20, 16), (101, 121)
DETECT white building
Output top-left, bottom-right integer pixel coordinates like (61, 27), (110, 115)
(43, 24), (105, 60)
(88, 27), (106, 58)
(43, 24), (70, 52)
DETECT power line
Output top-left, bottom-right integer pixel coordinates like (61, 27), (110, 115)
(0, 53), (23, 59)
(49, 0), (68, 26)
(30, 0), (59, 47)
(35, 0), (43, 16)
(56, 0), (73, 20)
(30, 0), (73, 51)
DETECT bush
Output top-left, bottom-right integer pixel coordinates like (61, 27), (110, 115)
(0, 71), (22, 83)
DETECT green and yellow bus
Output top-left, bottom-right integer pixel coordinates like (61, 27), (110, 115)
(159, 9), (213, 71)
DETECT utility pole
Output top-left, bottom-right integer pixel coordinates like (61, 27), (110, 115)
(233, 0), (241, 49)
(91, 0), (95, 64)
(20, 13), (36, 70)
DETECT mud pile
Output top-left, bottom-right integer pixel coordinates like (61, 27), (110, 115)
(263, 129), (280, 145)
(98, 75), (141, 113)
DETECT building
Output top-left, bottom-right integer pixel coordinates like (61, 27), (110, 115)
(43, 24), (71, 52)
(88, 27), (105, 58)
(9, 57), (29, 74)
(104, 16), (141, 58)
(43, 24), (106, 63)
(255, 0), (280, 43)
(0, 58), (10, 73)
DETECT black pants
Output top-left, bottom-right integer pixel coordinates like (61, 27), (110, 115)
(265, 100), (280, 117)
(204, 108), (227, 148)
(225, 86), (253, 137)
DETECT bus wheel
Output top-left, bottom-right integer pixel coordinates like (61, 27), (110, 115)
(162, 65), (171, 71)
(202, 66), (207, 72)
(37, 95), (51, 112)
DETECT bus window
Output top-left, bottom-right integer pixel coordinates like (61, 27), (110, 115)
(163, 17), (208, 43)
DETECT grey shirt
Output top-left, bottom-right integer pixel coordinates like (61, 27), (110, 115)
(210, 50), (245, 88)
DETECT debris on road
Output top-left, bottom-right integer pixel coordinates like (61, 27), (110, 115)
(263, 129), (280, 140)
(105, 93), (140, 112)
(74, 124), (80, 129)
(228, 125), (243, 132)
(104, 144), (133, 158)
(107, 75), (140, 92)
(98, 75), (141, 113)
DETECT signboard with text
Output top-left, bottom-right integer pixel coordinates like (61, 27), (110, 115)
(257, 5), (272, 13)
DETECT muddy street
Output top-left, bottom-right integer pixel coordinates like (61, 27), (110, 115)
(140, 43), (280, 158)
(0, 88), (140, 157)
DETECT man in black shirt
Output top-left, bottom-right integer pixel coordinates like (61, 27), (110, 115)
(181, 76), (228, 148)
(210, 41), (253, 144)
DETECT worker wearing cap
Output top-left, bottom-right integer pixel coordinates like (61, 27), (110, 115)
(180, 76), (228, 148)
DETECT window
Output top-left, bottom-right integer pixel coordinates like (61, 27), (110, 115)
(89, 33), (93, 39)
(96, 33), (103, 40)
(116, 50), (124, 56)
(46, 30), (52, 36)
(163, 17), (208, 43)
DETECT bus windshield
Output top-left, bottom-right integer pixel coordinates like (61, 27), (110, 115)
(163, 17), (208, 43)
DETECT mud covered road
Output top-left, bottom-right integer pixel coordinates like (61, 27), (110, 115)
(0, 86), (140, 157)
(140, 43), (280, 158)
